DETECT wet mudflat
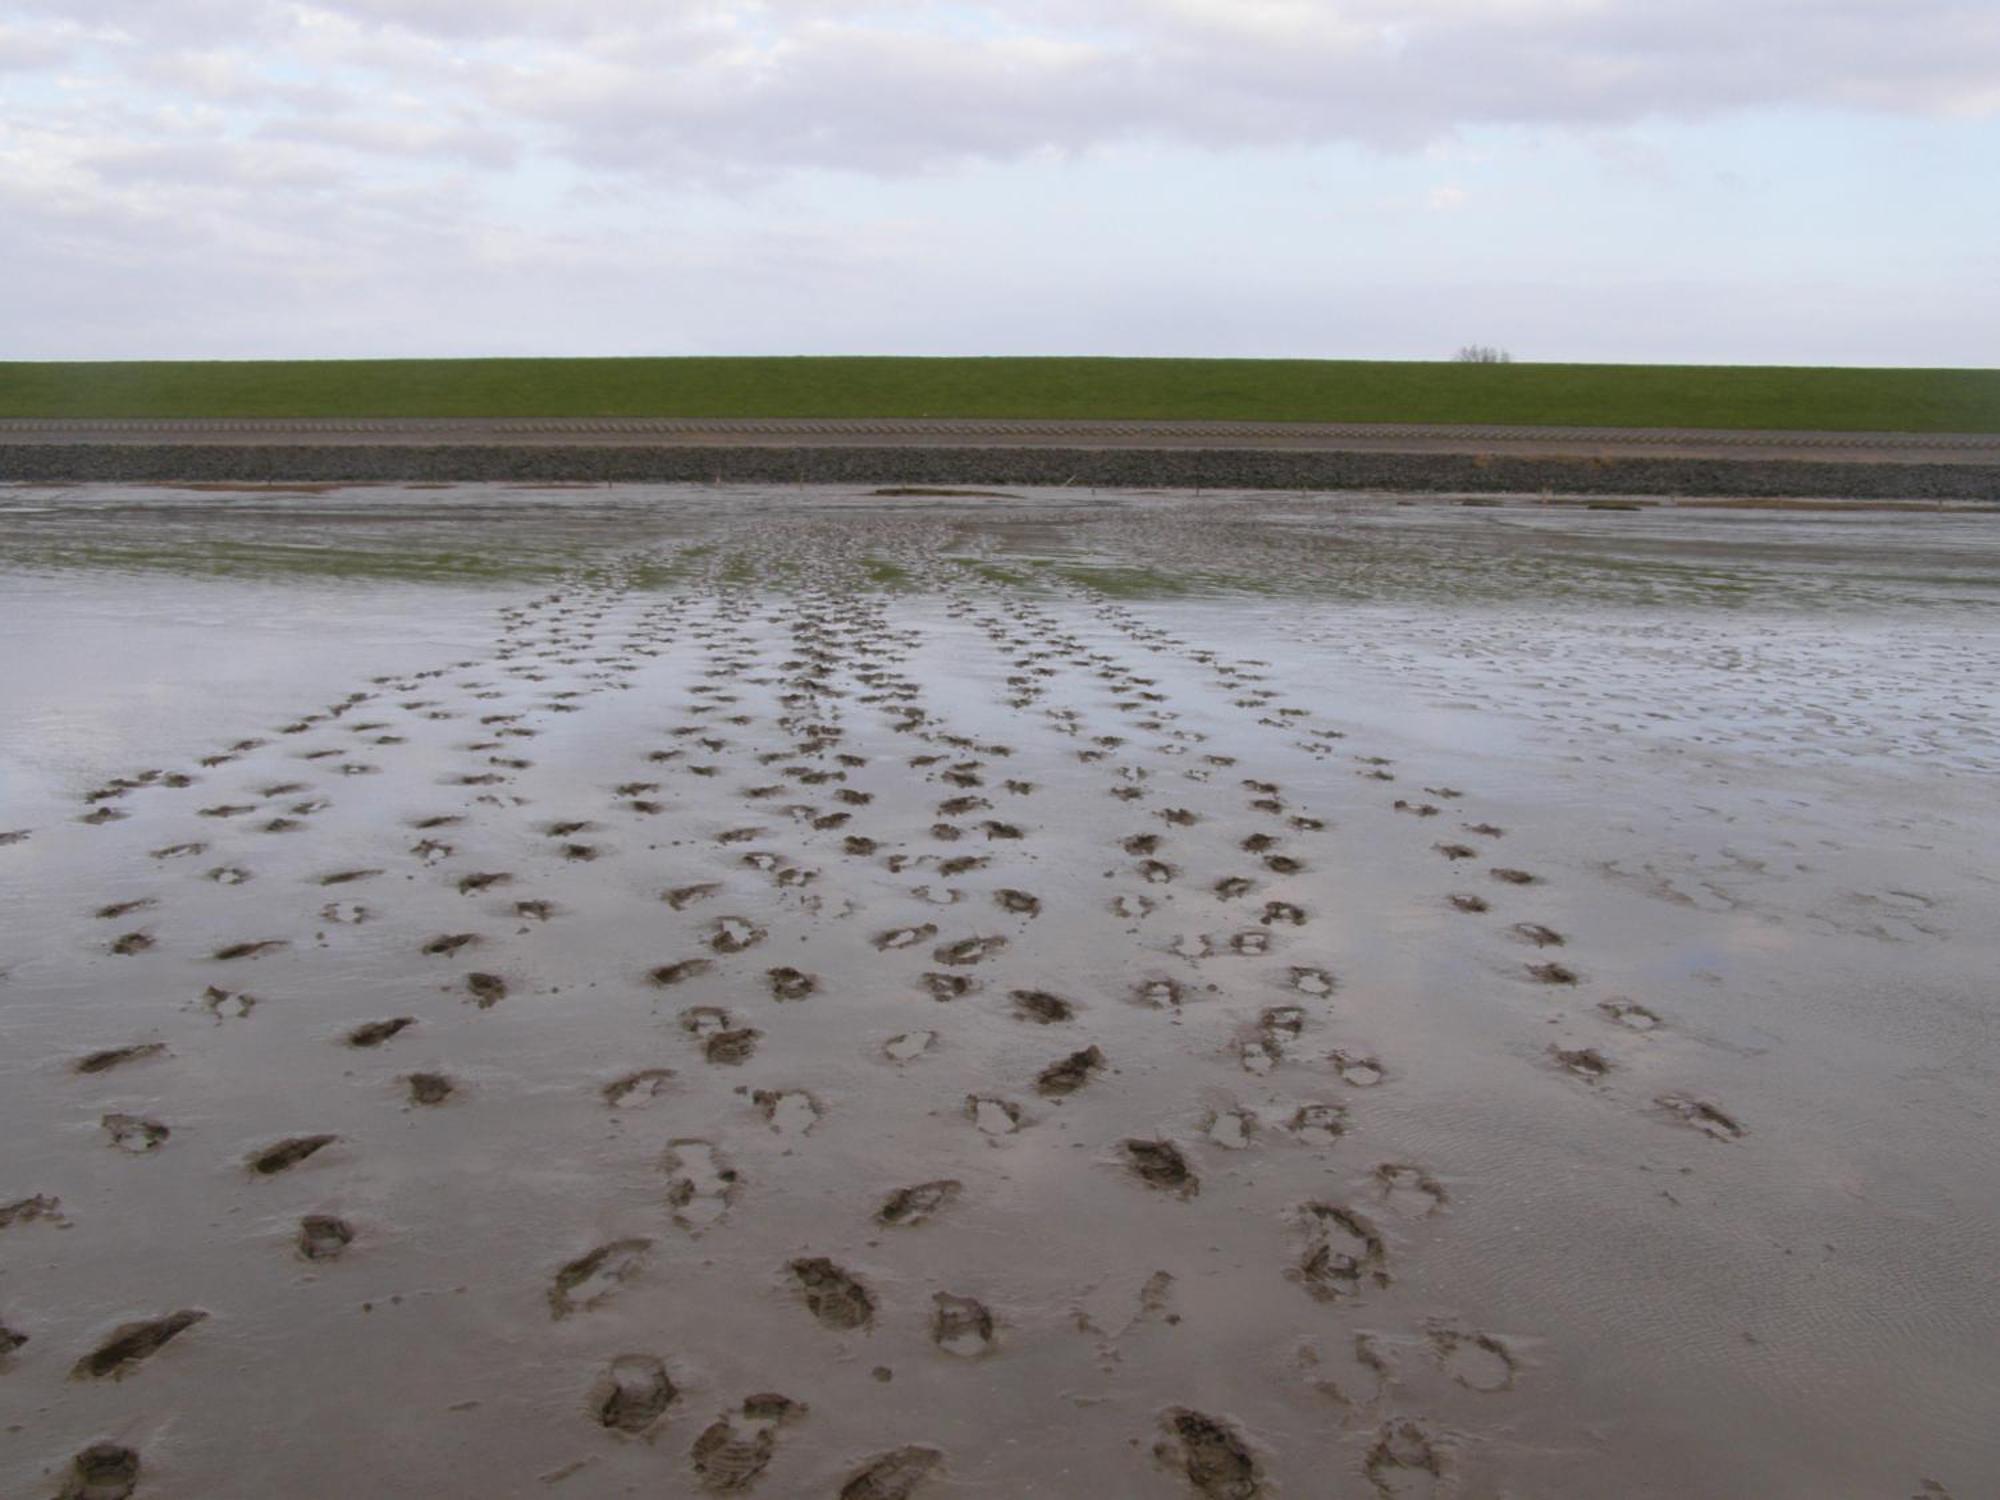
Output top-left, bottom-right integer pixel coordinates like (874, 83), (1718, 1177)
(2, 482), (1996, 1500)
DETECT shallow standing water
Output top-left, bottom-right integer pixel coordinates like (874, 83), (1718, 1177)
(1, 482), (1996, 1500)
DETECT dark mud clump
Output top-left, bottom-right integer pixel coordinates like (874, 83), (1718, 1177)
(877, 1179), (961, 1227)
(72, 1309), (208, 1379)
(347, 1017), (415, 1048)
(60, 1442), (141, 1500)
(73, 1043), (166, 1075)
(1123, 1139), (1198, 1196)
(592, 1354), (678, 1434)
(839, 1446), (945, 1500)
(1037, 1046), (1106, 1097)
(1160, 1408), (1261, 1499)
(790, 1257), (875, 1330)
(298, 1214), (355, 1261)
(247, 1134), (338, 1175)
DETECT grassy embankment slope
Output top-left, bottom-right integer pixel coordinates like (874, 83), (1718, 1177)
(1, 358), (1996, 432)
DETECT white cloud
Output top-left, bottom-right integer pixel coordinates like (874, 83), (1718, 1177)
(0, 0), (1995, 360)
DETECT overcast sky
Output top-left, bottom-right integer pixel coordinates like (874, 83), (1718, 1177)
(3, 1), (1996, 365)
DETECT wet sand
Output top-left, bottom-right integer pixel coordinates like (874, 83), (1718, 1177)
(2, 483), (1996, 1499)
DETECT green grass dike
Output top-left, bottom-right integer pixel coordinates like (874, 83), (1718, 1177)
(1, 356), (1996, 432)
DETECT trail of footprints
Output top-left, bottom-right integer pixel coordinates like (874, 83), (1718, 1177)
(4, 520), (1751, 1499)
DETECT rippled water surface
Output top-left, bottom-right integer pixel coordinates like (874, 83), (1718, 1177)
(2, 483), (1996, 1499)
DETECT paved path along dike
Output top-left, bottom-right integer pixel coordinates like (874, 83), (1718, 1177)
(5, 416), (2000, 464)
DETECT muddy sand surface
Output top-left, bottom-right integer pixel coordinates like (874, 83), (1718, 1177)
(1, 483), (1996, 1499)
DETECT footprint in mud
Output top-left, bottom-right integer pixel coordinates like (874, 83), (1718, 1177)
(1037, 1046), (1106, 1097)
(1123, 1139), (1199, 1197)
(246, 1135), (338, 1175)
(1375, 1163), (1448, 1217)
(109, 932), (155, 957)
(1552, 1046), (1613, 1082)
(1156, 1408), (1261, 1500)
(1600, 999), (1662, 1032)
(71, 1309), (207, 1379)
(74, 1043), (166, 1075)
(652, 959), (715, 988)
(877, 1179), (960, 1227)
(194, 985), (257, 1020)
(1657, 1094), (1746, 1140)
(1229, 931), (1272, 956)
(406, 1072), (455, 1106)
(457, 972), (506, 1008)
(102, 1114), (169, 1153)
(298, 1214), (355, 1261)
(753, 1089), (821, 1137)
(690, 1393), (803, 1493)
(1290, 966), (1337, 999)
(603, 1069), (674, 1107)
(664, 883), (722, 911)
(664, 1139), (739, 1231)
(767, 967), (817, 1001)
(515, 899), (556, 922)
(457, 871), (513, 895)
(347, 1017), (415, 1048)
(1490, 867), (1539, 886)
(840, 1445), (945, 1499)
(214, 934), (291, 962)
(884, 1030), (937, 1063)
(592, 1354), (679, 1435)
(1526, 961), (1579, 986)
(1204, 1107), (1258, 1150)
(875, 924), (938, 952)
(94, 898), (156, 921)
(549, 1238), (652, 1318)
(1138, 859), (1178, 885)
(59, 1441), (142, 1500)
(790, 1257), (875, 1330)
(1322, 1048), (1384, 1087)
(1213, 876), (1255, 901)
(934, 935), (1007, 966)
(1428, 1326), (1516, 1392)
(1434, 844), (1477, 862)
(1510, 923), (1565, 948)
(421, 933), (478, 957)
(1284, 1100), (1348, 1146)
(1260, 902), (1306, 927)
(1292, 1204), (1389, 1301)
(1011, 989), (1076, 1024)
(994, 889), (1042, 917)
(704, 1028), (761, 1065)
(318, 868), (382, 886)
(1365, 1420), (1444, 1499)
(1448, 894), (1490, 914)
(966, 1095), (1024, 1136)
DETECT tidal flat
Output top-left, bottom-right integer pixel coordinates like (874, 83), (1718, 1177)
(2, 482), (1995, 1499)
